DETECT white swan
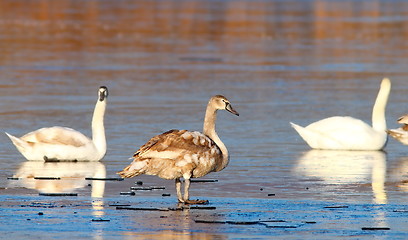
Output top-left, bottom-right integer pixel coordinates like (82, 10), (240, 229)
(290, 78), (391, 151)
(5, 86), (108, 161)
(117, 95), (239, 204)
(387, 115), (408, 145)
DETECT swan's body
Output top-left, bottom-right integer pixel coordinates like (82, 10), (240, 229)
(387, 115), (408, 145)
(6, 86), (108, 161)
(118, 95), (239, 204)
(291, 78), (391, 151)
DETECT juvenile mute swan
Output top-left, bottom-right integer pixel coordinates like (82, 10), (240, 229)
(387, 115), (408, 145)
(6, 86), (108, 161)
(118, 95), (239, 204)
(290, 78), (391, 151)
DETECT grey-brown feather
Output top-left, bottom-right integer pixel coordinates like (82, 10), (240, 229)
(118, 129), (223, 180)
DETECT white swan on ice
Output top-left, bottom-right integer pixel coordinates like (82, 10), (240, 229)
(6, 86), (108, 161)
(291, 78), (391, 151)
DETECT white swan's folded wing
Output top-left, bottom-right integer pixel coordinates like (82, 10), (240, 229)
(20, 126), (91, 147)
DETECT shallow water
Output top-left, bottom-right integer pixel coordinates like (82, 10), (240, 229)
(1, 0), (408, 239)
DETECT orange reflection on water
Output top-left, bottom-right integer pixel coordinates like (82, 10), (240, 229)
(1, 0), (407, 66)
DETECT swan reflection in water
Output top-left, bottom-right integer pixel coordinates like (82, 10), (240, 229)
(10, 161), (108, 239)
(390, 156), (408, 192)
(123, 208), (227, 240)
(293, 150), (387, 204)
(10, 161), (106, 198)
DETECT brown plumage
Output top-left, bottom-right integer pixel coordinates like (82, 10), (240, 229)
(118, 95), (239, 204)
(387, 114), (408, 145)
(118, 129), (222, 179)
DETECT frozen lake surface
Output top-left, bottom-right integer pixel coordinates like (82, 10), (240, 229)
(1, 0), (408, 239)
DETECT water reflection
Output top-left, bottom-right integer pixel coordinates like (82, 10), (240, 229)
(391, 156), (408, 192)
(2, 0), (408, 83)
(122, 206), (226, 240)
(123, 230), (226, 240)
(294, 150), (387, 204)
(10, 161), (106, 197)
(92, 198), (105, 240)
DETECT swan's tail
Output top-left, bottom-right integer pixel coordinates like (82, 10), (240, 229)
(117, 160), (148, 178)
(290, 122), (310, 139)
(386, 129), (399, 137)
(5, 132), (31, 152)
(386, 128), (408, 145)
(290, 122), (308, 141)
(290, 122), (321, 149)
(290, 122), (302, 132)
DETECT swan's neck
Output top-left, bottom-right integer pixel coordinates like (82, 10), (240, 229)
(372, 78), (391, 132)
(203, 104), (229, 170)
(92, 99), (107, 158)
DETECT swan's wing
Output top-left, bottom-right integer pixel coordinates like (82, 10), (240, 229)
(118, 129), (222, 178)
(20, 126), (91, 147)
(134, 129), (219, 160)
(306, 116), (373, 134)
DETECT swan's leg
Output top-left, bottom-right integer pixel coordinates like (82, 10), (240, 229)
(183, 178), (209, 205)
(175, 178), (184, 203)
(183, 178), (190, 201)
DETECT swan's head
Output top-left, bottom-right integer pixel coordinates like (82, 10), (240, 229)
(397, 115), (408, 125)
(210, 95), (239, 116)
(397, 115), (408, 131)
(98, 86), (108, 102)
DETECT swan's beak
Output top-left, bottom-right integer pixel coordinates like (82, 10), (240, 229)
(226, 103), (239, 116)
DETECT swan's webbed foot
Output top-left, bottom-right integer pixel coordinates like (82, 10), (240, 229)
(175, 177), (209, 205)
(180, 199), (209, 205)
